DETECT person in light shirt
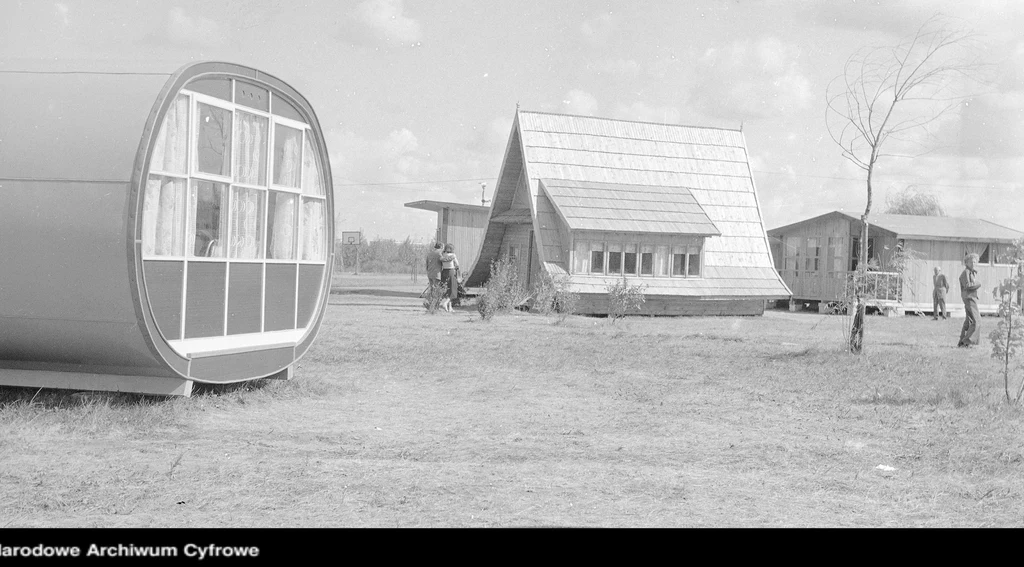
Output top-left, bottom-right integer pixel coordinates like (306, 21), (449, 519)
(957, 254), (981, 347)
(439, 243), (460, 313)
(932, 266), (949, 320)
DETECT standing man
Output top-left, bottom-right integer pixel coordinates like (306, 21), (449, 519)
(932, 267), (949, 320)
(958, 253), (981, 347)
(425, 242), (444, 291)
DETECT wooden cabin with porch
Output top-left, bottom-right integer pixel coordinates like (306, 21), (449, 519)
(404, 200), (489, 270)
(463, 110), (791, 315)
(767, 211), (1024, 316)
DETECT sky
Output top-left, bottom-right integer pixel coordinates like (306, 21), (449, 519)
(2, 0), (1022, 242)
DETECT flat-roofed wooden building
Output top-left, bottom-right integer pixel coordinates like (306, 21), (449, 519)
(767, 211), (1024, 315)
(464, 110), (791, 315)
(404, 200), (490, 270)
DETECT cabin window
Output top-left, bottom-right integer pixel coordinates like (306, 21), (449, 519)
(607, 243), (623, 274)
(589, 244), (604, 274)
(189, 181), (228, 258)
(850, 237), (875, 270)
(142, 80), (330, 345)
(688, 249), (701, 276)
(827, 237), (844, 272)
(573, 239), (590, 273)
(230, 187), (265, 259)
(572, 239), (702, 277)
(267, 191), (298, 260)
(142, 176), (187, 256)
(195, 102), (233, 178)
(234, 111), (268, 186)
(993, 243), (1017, 265)
(805, 237), (821, 272)
(640, 245), (654, 276)
(670, 245), (701, 277)
(966, 243), (991, 264)
(623, 244), (638, 275)
(784, 236), (800, 276)
(655, 245), (669, 276)
(272, 123), (303, 188)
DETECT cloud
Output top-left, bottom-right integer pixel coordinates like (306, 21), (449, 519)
(688, 37), (814, 120)
(580, 12), (615, 46)
(467, 115), (515, 153)
(164, 7), (226, 48)
(351, 0), (422, 46)
(614, 101), (682, 124)
(54, 2), (69, 29)
(562, 89), (599, 116)
(591, 58), (642, 80)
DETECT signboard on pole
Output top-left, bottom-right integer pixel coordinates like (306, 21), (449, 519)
(341, 230), (362, 274)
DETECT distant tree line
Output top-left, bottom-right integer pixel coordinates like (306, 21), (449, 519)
(335, 236), (431, 275)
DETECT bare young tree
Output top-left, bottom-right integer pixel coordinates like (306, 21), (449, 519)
(884, 185), (946, 216)
(825, 15), (983, 354)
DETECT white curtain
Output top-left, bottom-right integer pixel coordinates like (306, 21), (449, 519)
(231, 188), (262, 259)
(302, 135), (325, 196)
(274, 126), (301, 188)
(270, 192), (296, 259)
(301, 198), (325, 260)
(142, 176), (185, 256)
(150, 94), (188, 174)
(234, 112), (267, 186)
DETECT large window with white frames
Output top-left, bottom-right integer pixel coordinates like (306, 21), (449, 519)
(141, 78), (329, 343)
(573, 236), (703, 278)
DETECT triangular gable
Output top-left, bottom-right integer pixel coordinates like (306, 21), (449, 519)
(467, 110), (791, 299)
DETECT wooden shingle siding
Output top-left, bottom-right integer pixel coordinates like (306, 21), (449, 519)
(524, 147), (751, 177)
(536, 192), (567, 266)
(467, 110), (791, 302)
(521, 132), (749, 162)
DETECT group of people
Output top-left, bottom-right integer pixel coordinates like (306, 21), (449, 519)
(931, 254), (982, 348)
(425, 242), (461, 312)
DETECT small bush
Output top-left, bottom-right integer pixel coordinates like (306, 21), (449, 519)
(531, 272), (579, 320)
(422, 281), (448, 314)
(477, 255), (529, 320)
(606, 277), (647, 323)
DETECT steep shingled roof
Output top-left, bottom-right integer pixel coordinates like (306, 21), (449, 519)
(466, 110), (790, 299)
(540, 179), (720, 235)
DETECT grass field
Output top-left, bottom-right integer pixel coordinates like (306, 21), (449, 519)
(1, 273), (1022, 527)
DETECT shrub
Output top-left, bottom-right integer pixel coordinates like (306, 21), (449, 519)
(477, 255), (529, 320)
(422, 281), (448, 314)
(989, 237), (1024, 404)
(530, 272), (579, 320)
(606, 277), (646, 323)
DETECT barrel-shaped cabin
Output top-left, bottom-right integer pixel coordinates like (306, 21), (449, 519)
(0, 61), (335, 396)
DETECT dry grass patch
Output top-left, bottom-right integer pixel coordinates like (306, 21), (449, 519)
(1, 289), (1022, 527)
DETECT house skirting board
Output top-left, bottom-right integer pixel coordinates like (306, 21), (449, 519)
(0, 369), (194, 397)
(575, 296), (767, 316)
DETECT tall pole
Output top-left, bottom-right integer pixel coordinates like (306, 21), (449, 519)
(355, 229), (361, 276)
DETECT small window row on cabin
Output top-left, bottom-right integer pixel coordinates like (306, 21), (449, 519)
(142, 78), (327, 263)
(573, 238), (703, 278)
(783, 235), (1017, 276)
(783, 236), (848, 276)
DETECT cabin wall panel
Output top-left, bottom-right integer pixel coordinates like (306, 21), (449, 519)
(145, 260), (184, 341)
(264, 264), (297, 331)
(228, 263), (263, 335)
(184, 263), (227, 339)
(297, 264), (324, 328)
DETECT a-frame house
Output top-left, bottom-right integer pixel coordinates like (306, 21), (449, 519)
(465, 110), (791, 315)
